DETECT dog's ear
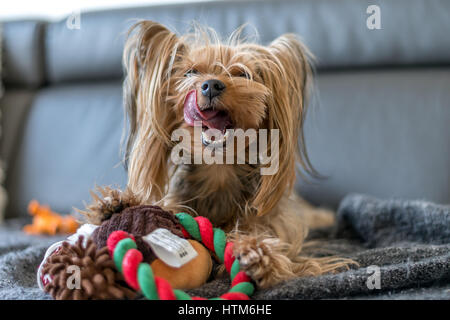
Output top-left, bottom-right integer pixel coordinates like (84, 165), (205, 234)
(123, 21), (184, 202)
(253, 34), (315, 217)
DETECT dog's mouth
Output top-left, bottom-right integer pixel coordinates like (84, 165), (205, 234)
(183, 90), (233, 147)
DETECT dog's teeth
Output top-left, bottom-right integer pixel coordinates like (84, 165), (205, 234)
(223, 130), (231, 141)
(202, 130), (232, 147)
(201, 129), (234, 148)
(201, 131), (212, 145)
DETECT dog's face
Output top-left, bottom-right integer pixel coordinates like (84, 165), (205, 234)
(173, 45), (270, 147)
(123, 21), (314, 216)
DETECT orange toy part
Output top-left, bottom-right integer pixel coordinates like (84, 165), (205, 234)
(23, 200), (79, 235)
(150, 239), (213, 290)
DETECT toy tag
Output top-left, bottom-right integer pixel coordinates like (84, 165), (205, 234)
(143, 228), (198, 268)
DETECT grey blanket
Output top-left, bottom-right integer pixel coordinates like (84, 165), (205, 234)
(1, 194), (449, 300)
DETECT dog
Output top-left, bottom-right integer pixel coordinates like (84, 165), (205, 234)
(84, 21), (353, 288)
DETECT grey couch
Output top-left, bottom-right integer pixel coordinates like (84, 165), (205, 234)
(2, 0), (450, 218)
(1, 0), (449, 219)
(1, 0), (449, 300)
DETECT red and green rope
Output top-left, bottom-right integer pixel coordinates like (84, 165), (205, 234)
(107, 212), (255, 300)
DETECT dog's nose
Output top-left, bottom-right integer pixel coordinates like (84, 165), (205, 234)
(201, 79), (225, 99)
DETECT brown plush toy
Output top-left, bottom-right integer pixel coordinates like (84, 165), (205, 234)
(82, 188), (213, 290)
(90, 205), (213, 290)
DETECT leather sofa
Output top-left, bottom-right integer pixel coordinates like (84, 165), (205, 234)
(1, 0), (449, 219)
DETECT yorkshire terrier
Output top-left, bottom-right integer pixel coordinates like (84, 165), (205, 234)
(84, 21), (353, 288)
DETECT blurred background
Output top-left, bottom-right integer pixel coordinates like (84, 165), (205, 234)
(0, 0), (201, 21)
(0, 0), (449, 221)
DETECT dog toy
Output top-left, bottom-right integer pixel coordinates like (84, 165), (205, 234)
(90, 205), (213, 290)
(42, 236), (136, 300)
(108, 212), (255, 300)
(23, 200), (79, 235)
(91, 205), (185, 263)
(38, 189), (255, 300)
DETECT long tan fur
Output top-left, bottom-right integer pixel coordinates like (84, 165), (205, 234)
(113, 21), (354, 288)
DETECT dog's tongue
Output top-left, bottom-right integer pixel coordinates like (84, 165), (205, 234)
(183, 90), (232, 131)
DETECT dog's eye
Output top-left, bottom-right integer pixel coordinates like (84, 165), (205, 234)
(238, 71), (250, 79)
(184, 69), (198, 77)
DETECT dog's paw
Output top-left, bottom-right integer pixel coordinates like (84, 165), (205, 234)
(233, 236), (291, 288)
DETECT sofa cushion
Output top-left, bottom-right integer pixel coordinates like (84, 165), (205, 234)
(0, 89), (36, 171)
(45, 0), (450, 83)
(297, 67), (450, 208)
(2, 20), (47, 88)
(5, 81), (127, 217)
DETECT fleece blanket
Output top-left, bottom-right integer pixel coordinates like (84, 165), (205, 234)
(0, 194), (449, 300)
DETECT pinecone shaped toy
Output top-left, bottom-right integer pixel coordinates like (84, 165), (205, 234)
(42, 236), (135, 300)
